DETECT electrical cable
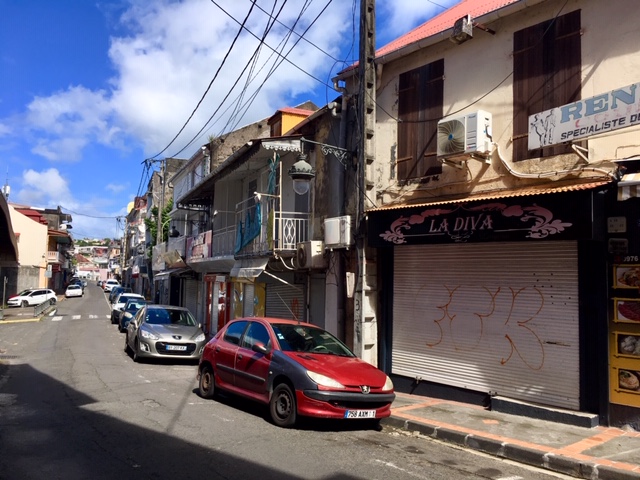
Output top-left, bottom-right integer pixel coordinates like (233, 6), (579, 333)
(167, 0), (292, 157)
(147, 1), (260, 160)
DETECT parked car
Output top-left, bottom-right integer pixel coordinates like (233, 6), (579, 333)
(103, 279), (120, 293)
(110, 293), (145, 324)
(96, 279), (102, 287)
(65, 284), (84, 298)
(118, 298), (148, 332)
(125, 305), (206, 362)
(69, 278), (85, 292)
(109, 286), (132, 304)
(7, 288), (57, 308)
(197, 317), (396, 428)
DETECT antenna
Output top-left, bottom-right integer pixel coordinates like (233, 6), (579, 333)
(2, 168), (9, 200)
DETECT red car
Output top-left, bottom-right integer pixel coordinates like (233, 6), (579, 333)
(197, 317), (395, 428)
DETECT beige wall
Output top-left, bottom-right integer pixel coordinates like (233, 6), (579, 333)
(9, 205), (48, 286)
(370, 0), (636, 206)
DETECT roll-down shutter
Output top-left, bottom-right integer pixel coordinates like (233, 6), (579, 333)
(266, 283), (305, 321)
(184, 279), (199, 319)
(393, 241), (579, 409)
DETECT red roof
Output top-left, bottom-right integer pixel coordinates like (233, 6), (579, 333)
(15, 208), (48, 225)
(376, 0), (519, 58)
(277, 107), (315, 117)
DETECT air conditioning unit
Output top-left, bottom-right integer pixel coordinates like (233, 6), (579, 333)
(324, 216), (353, 248)
(296, 241), (326, 270)
(437, 110), (493, 161)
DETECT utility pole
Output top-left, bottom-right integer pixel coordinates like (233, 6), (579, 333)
(353, 0), (377, 364)
(156, 159), (165, 246)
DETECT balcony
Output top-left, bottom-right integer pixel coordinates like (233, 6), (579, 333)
(47, 251), (63, 263)
(234, 198), (309, 257)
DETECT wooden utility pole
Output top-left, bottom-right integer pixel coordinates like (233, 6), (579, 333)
(353, 0), (378, 364)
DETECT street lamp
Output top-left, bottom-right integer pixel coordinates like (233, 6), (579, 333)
(288, 152), (315, 195)
(287, 137), (352, 195)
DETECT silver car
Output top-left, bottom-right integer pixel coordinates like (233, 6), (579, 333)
(124, 305), (206, 362)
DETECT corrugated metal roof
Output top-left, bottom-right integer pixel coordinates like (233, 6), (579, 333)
(376, 0), (520, 58)
(368, 180), (612, 212)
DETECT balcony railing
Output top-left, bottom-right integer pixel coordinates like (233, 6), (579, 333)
(211, 224), (236, 257)
(234, 198), (309, 256)
(47, 251), (63, 263)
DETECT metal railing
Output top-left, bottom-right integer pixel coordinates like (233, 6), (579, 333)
(34, 298), (56, 317)
(235, 197), (309, 255)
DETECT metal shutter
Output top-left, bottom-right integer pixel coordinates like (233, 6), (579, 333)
(266, 283), (305, 321)
(184, 279), (199, 318)
(393, 241), (580, 410)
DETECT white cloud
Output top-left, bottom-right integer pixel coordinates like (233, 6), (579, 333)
(16, 168), (74, 206)
(26, 86), (116, 161)
(0, 122), (10, 136)
(106, 183), (127, 193)
(108, 0), (354, 155)
(10, 1), (356, 164)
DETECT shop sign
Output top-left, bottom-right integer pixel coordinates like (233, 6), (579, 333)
(369, 192), (592, 247)
(529, 82), (640, 149)
(187, 230), (212, 262)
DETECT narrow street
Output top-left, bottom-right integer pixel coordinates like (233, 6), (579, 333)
(0, 285), (570, 480)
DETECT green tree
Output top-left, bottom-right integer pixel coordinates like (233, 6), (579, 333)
(144, 198), (174, 248)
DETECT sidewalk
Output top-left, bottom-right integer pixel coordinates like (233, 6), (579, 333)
(383, 392), (640, 479)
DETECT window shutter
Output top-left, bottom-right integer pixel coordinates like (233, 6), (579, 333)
(513, 10), (581, 161)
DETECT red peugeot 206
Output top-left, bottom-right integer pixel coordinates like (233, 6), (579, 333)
(197, 317), (395, 428)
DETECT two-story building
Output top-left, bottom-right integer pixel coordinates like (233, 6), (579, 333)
(335, 0), (640, 428)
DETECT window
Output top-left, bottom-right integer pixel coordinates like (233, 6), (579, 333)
(513, 10), (582, 161)
(223, 320), (248, 346)
(397, 59), (444, 181)
(241, 322), (271, 350)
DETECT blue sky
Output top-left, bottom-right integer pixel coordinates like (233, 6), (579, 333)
(0, 0), (456, 240)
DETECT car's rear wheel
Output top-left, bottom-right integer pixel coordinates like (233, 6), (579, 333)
(270, 383), (297, 428)
(21, 300), (28, 308)
(198, 365), (217, 399)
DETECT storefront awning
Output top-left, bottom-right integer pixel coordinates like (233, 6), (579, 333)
(368, 180), (612, 212)
(230, 258), (269, 279)
(154, 268), (190, 280)
(618, 173), (640, 201)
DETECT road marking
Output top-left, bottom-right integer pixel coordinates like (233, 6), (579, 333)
(89, 315), (98, 319)
(52, 316), (63, 321)
(72, 315), (81, 320)
(374, 460), (431, 479)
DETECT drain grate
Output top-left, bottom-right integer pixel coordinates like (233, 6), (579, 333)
(0, 355), (19, 359)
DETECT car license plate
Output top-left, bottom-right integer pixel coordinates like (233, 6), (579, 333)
(344, 409), (376, 419)
(166, 345), (187, 351)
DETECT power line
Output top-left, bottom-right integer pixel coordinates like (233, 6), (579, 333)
(148, 1), (260, 160)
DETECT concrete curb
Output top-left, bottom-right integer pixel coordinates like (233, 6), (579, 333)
(381, 416), (640, 480)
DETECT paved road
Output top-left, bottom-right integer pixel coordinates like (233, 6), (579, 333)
(0, 285), (571, 480)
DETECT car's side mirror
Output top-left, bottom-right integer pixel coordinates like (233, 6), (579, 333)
(252, 342), (270, 355)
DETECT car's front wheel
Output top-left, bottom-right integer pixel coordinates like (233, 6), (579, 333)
(198, 365), (217, 399)
(132, 339), (142, 363)
(21, 300), (28, 308)
(50, 298), (56, 305)
(270, 383), (297, 428)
